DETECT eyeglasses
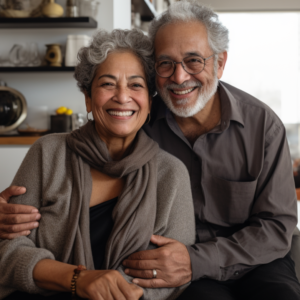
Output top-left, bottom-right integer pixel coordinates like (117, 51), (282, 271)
(155, 54), (214, 78)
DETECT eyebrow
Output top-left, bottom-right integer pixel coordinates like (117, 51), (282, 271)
(157, 52), (205, 61)
(97, 74), (146, 82)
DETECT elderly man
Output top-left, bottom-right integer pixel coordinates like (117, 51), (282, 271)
(1, 2), (300, 299)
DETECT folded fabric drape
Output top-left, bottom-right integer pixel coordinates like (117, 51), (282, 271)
(66, 121), (160, 269)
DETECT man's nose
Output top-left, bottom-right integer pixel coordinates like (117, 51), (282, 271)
(169, 62), (191, 85)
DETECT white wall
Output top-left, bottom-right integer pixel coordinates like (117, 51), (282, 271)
(0, 146), (29, 191)
(199, 0), (300, 11)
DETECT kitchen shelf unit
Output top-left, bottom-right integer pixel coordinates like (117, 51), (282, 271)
(0, 136), (41, 145)
(0, 66), (75, 72)
(132, 0), (158, 20)
(0, 17), (97, 29)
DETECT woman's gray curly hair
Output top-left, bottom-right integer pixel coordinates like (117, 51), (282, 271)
(148, 0), (229, 55)
(75, 29), (155, 97)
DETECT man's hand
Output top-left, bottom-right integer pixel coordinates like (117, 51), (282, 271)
(123, 235), (192, 288)
(0, 186), (41, 239)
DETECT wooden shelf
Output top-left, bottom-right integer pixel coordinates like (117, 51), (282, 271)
(0, 136), (42, 145)
(0, 17), (97, 29)
(0, 66), (75, 72)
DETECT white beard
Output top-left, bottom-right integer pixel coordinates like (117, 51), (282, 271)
(157, 75), (219, 118)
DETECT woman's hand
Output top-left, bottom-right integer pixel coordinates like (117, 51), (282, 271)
(76, 269), (143, 300)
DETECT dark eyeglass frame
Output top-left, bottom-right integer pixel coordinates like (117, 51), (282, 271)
(155, 54), (214, 78)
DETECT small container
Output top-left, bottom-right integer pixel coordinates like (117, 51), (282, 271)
(65, 35), (91, 67)
(45, 44), (62, 67)
(79, 0), (100, 18)
(66, 0), (78, 17)
(51, 115), (72, 133)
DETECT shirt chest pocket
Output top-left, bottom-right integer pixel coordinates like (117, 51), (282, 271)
(202, 176), (257, 226)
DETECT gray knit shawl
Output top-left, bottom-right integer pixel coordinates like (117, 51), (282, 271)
(66, 121), (159, 270)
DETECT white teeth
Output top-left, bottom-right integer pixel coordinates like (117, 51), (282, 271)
(108, 110), (134, 116)
(172, 88), (195, 95)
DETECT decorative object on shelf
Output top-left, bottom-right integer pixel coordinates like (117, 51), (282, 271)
(65, 35), (91, 67)
(79, 0), (100, 18)
(51, 115), (72, 133)
(0, 0), (31, 17)
(66, 0), (78, 17)
(18, 106), (49, 136)
(0, 82), (27, 134)
(72, 113), (85, 130)
(56, 106), (73, 115)
(8, 43), (41, 67)
(42, 0), (64, 18)
(45, 44), (62, 67)
(30, 0), (47, 17)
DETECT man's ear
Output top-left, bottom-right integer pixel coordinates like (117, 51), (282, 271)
(85, 92), (92, 113)
(217, 51), (227, 80)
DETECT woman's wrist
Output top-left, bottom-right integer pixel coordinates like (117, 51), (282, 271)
(33, 259), (77, 292)
(71, 265), (87, 298)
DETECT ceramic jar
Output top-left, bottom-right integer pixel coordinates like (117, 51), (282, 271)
(42, 0), (64, 18)
(45, 44), (62, 67)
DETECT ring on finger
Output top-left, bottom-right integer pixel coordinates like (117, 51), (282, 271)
(152, 269), (157, 279)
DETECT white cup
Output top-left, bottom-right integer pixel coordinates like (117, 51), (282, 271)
(65, 35), (92, 67)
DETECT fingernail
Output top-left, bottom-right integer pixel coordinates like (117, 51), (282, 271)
(133, 279), (139, 284)
(16, 187), (25, 191)
(35, 214), (41, 220)
(124, 269), (129, 274)
(26, 231), (31, 235)
(33, 222), (39, 227)
(31, 209), (38, 213)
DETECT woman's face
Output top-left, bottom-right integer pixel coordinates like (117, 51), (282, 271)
(85, 51), (151, 142)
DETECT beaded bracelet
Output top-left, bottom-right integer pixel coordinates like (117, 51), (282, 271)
(71, 264), (86, 299)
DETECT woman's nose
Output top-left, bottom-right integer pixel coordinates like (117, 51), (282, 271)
(113, 87), (131, 104)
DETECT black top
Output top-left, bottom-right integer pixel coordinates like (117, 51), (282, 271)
(89, 197), (118, 270)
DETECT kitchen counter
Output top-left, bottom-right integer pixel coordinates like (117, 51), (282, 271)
(0, 136), (41, 145)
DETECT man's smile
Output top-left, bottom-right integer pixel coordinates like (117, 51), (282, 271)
(170, 87), (197, 95)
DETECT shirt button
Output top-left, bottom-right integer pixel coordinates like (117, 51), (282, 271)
(234, 271), (239, 276)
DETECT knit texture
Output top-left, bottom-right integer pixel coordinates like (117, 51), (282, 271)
(0, 131), (195, 300)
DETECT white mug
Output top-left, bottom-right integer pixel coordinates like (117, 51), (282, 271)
(65, 35), (92, 67)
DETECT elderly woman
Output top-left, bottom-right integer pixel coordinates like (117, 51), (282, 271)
(0, 29), (195, 300)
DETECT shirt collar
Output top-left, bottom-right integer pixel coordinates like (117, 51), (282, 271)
(218, 81), (245, 127)
(150, 80), (245, 128)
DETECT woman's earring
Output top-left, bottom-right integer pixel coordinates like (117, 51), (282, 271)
(145, 113), (151, 125)
(87, 111), (93, 122)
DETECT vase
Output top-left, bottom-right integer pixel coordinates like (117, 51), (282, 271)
(42, 0), (64, 18)
(45, 44), (62, 67)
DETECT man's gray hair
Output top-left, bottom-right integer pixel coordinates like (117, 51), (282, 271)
(75, 29), (155, 97)
(148, 0), (229, 55)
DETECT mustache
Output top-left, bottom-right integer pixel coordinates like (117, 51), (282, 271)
(165, 81), (202, 90)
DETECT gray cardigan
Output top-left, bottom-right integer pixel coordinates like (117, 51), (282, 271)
(0, 133), (196, 300)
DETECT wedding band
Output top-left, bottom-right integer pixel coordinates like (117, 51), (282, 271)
(153, 269), (157, 278)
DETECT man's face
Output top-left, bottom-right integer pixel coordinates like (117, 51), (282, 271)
(154, 21), (226, 117)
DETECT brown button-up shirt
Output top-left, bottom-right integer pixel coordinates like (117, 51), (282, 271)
(143, 80), (297, 281)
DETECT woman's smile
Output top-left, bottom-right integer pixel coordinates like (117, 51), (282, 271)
(107, 109), (136, 118)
